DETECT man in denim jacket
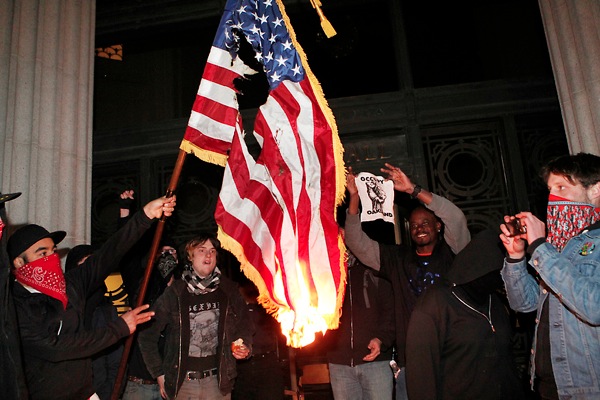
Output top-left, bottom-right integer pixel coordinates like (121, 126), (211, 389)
(500, 153), (600, 400)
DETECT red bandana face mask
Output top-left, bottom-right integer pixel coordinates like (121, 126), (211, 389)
(546, 194), (600, 252)
(14, 252), (68, 309)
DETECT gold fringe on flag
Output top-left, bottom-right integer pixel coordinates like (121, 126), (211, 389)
(274, 0), (346, 332)
(180, 139), (228, 167)
(215, 0), (347, 344)
(309, 0), (337, 38)
(276, 0), (345, 209)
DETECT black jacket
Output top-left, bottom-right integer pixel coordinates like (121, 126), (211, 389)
(326, 258), (394, 366)
(138, 276), (254, 399)
(12, 211), (154, 400)
(1, 257), (28, 399)
(405, 230), (525, 400)
(379, 239), (455, 365)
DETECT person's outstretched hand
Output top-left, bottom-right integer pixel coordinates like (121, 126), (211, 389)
(380, 163), (413, 193)
(346, 167), (358, 196)
(119, 190), (134, 218)
(120, 189), (134, 203)
(346, 167), (361, 215)
(143, 195), (176, 219)
(120, 304), (154, 334)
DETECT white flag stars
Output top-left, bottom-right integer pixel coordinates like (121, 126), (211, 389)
(276, 55), (288, 67)
(272, 16), (283, 27)
(291, 64), (302, 76)
(227, 0), (304, 87)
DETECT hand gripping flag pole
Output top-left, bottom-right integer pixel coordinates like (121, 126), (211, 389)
(110, 150), (187, 400)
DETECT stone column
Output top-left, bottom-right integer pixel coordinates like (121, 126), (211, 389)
(538, 0), (600, 155)
(0, 0), (95, 248)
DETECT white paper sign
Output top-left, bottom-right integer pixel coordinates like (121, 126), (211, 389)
(356, 172), (395, 223)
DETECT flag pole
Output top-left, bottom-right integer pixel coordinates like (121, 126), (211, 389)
(111, 149), (187, 400)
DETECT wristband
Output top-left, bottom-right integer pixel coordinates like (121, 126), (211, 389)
(410, 184), (422, 199)
(118, 196), (134, 209)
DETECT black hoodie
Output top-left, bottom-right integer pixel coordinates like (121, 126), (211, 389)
(405, 230), (525, 400)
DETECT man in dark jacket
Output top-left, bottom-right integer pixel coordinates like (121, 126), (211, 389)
(65, 244), (124, 400)
(138, 234), (254, 400)
(325, 251), (395, 399)
(0, 192), (28, 400)
(233, 279), (286, 400)
(405, 230), (525, 400)
(7, 195), (175, 400)
(117, 189), (180, 400)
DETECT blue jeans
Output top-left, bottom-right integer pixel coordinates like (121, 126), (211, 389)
(395, 367), (408, 400)
(122, 380), (162, 400)
(328, 361), (393, 400)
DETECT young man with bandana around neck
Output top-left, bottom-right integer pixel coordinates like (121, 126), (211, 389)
(6, 195), (176, 400)
(500, 152), (600, 400)
(138, 234), (253, 400)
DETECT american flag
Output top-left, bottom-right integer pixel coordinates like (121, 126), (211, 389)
(180, 0), (346, 347)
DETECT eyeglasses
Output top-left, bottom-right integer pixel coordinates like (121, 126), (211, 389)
(161, 248), (177, 256)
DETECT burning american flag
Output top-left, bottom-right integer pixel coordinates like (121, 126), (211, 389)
(180, 0), (346, 347)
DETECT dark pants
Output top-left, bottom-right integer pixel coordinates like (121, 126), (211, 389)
(233, 352), (284, 400)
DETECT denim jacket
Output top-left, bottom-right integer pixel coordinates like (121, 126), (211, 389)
(501, 223), (600, 399)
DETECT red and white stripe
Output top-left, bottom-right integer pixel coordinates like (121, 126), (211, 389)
(183, 47), (254, 164)
(181, 45), (345, 347)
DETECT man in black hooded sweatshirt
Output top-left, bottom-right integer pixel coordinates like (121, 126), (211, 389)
(405, 230), (525, 400)
(0, 192), (28, 400)
(7, 195), (175, 400)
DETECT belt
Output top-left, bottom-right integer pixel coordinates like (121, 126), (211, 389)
(186, 368), (218, 380)
(127, 375), (157, 385)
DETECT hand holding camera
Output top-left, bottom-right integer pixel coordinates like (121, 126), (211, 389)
(505, 217), (527, 237)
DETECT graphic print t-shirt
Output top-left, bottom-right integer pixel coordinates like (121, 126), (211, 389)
(186, 289), (224, 371)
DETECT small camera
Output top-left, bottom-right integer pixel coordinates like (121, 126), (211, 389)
(505, 218), (527, 237)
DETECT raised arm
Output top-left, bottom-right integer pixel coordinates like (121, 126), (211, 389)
(381, 163), (470, 253)
(344, 168), (382, 270)
(426, 194), (470, 254)
(18, 310), (129, 362)
(74, 195), (176, 295)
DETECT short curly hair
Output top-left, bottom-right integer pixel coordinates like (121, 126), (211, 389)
(541, 152), (600, 188)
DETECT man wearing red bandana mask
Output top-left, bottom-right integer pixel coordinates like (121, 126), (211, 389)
(499, 153), (600, 400)
(7, 194), (176, 400)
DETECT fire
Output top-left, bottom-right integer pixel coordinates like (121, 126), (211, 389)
(268, 260), (332, 348)
(278, 306), (329, 348)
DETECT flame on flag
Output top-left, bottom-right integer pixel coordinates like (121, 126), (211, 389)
(180, 0), (346, 347)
